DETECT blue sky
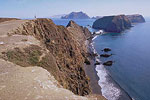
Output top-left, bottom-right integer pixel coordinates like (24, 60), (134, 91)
(0, 0), (150, 18)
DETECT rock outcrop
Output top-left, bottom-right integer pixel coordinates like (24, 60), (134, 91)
(61, 11), (90, 19)
(92, 15), (132, 33)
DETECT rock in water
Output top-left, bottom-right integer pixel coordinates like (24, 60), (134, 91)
(103, 61), (113, 66)
(94, 61), (101, 65)
(61, 11), (90, 19)
(100, 54), (112, 58)
(92, 15), (132, 33)
(126, 14), (145, 23)
(102, 48), (111, 52)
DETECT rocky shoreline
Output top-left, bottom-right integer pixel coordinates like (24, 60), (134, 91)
(0, 18), (107, 100)
(85, 32), (134, 100)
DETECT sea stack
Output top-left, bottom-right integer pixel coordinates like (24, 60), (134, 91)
(61, 11), (90, 19)
(92, 15), (132, 33)
(126, 14), (145, 23)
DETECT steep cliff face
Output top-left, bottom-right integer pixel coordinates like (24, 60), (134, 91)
(126, 14), (145, 23)
(67, 20), (91, 46)
(92, 15), (132, 33)
(4, 18), (92, 96)
(61, 12), (90, 19)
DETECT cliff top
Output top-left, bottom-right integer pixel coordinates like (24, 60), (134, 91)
(0, 19), (105, 100)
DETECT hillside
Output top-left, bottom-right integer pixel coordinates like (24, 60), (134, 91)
(0, 18), (106, 100)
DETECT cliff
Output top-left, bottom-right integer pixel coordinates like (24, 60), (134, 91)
(0, 19), (106, 100)
(92, 15), (132, 33)
(61, 12), (90, 19)
(126, 14), (145, 23)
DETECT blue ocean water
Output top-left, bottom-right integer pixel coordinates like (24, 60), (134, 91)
(93, 18), (150, 100)
(52, 18), (150, 100)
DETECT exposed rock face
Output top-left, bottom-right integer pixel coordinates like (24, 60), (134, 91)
(92, 15), (132, 33)
(3, 18), (92, 96)
(61, 12), (90, 19)
(67, 20), (91, 44)
(0, 18), (19, 23)
(126, 14), (145, 23)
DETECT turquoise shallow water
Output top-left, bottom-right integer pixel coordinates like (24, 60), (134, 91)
(53, 18), (150, 100)
(93, 18), (150, 100)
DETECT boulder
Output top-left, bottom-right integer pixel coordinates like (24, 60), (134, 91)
(84, 58), (91, 65)
(92, 15), (132, 33)
(103, 61), (113, 66)
(100, 54), (112, 58)
(102, 48), (111, 52)
(94, 61), (101, 65)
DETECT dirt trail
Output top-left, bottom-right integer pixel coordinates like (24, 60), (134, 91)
(0, 20), (27, 36)
(0, 20), (41, 53)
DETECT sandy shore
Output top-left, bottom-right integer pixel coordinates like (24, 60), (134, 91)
(84, 37), (102, 95)
(84, 58), (102, 95)
(84, 35), (133, 100)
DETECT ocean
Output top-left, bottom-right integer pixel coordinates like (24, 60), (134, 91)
(52, 18), (150, 100)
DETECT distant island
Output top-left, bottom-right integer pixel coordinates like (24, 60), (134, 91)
(61, 11), (90, 19)
(92, 14), (145, 33)
(91, 16), (103, 19)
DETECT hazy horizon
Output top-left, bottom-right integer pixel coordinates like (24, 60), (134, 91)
(1, 0), (150, 18)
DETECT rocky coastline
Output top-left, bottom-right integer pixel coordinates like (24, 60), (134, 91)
(0, 18), (106, 100)
(92, 14), (145, 33)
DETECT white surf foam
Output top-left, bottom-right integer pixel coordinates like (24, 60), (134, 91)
(91, 41), (121, 100)
(96, 63), (121, 100)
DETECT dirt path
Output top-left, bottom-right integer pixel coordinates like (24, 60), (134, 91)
(0, 20), (27, 36)
(0, 20), (41, 53)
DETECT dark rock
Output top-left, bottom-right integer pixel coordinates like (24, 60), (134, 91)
(103, 61), (113, 66)
(61, 11), (90, 19)
(126, 14), (145, 23)
(100, 54), (112, 58)
(92, 15), (132, 33)
(84, 58), (91, 65)
(102, 48), (111, 52)
(93, 53), (98, 57)
(94, 61), (101, 65)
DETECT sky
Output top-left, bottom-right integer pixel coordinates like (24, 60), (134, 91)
(0, 0), (150, 18)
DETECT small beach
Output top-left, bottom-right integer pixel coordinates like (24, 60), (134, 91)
(84, 33), (132, 100)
